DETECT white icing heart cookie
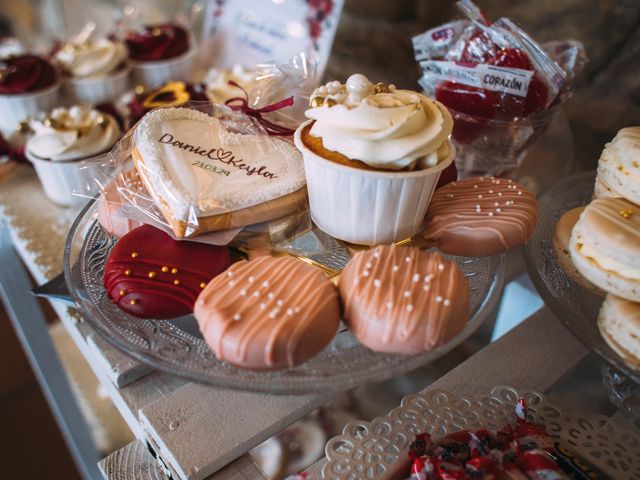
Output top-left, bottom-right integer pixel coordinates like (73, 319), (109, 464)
(133, 107), (307, 237)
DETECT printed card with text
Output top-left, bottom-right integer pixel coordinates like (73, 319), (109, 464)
(202, 0), (344, 78)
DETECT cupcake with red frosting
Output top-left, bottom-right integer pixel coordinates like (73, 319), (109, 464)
(0, 54), (60, 134)
(125, 24), (194, 88)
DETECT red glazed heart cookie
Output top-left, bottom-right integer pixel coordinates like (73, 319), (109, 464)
(339, 245), (469, 355)
(104, 224), (230, 318)
(194, 255), (340, 370)
(423, 176), (538, 256)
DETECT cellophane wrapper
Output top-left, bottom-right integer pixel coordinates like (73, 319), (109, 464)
(404, 399), (575, 479)
(413, 0), (586, 176)
(72, 96), (313, 250)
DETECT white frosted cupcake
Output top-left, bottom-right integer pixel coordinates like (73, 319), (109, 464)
(204, 65), (258, 103)
(25, 105), (121, 206)
(294, 74), (454, 245)
(55, 37), (130, 104)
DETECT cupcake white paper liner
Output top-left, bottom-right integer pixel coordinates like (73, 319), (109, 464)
(295, 120), (454, 245)
(27, 151), (104, 207)
(65, 65), (131, 104)
(130, 47), (195, 88)
(0, 82), (61, 134)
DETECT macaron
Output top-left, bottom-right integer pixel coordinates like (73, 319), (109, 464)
(598, 294), (640, 370)
(553, 207), (602, 293)
(423, 176), (538, 256)
(104, 224), (231, 318)
(339, 245), (469, 355)
(569, 197), (640, 302)
(593, 173), (623, 201)
(194, 255), (341, 370)
(595, 126), (640, 205)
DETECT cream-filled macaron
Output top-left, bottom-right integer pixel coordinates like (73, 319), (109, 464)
(594, 126), (640, 205)
(598, 294), (640, 369)
(553, 207), (603, 292)
(569, 197), (640, 301)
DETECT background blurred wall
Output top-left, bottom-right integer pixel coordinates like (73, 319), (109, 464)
(328, 0), (640, 171)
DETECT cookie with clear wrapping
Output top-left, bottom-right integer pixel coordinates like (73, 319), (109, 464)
(339, 245), (469, 355)
(132, 107), (307, 238)
(569, 197), (640, 302)
(598, 294), (640, 370)
(97, 168), (145, 239)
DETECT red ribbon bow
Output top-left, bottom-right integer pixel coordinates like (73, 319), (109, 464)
(224, 81), (295, 136)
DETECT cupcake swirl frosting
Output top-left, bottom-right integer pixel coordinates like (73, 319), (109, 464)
(305, 74), (453, 170)
(26, 105), (121, 161)
(55, 38), (127, 77)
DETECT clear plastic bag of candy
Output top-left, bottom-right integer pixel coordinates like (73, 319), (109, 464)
(413, 0), (586, 176)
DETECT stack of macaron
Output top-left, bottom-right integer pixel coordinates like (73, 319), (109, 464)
(561, 127), (640, 369)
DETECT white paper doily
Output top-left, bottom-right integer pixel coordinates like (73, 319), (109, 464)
(322, 385), (640, 480)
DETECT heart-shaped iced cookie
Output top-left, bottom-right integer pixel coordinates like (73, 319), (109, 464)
(132, 107), (307, 237)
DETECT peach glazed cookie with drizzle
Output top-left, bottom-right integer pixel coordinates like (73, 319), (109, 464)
(194, 256), (341, 370)
(339, 245), (469, 355)
(423, 176), (538, 256)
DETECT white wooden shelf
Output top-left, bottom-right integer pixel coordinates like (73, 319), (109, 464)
(0, 164), (604, 480)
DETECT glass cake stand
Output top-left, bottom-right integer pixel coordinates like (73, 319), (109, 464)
(64, 199), (505, 395)
(524, 171), (640, 423)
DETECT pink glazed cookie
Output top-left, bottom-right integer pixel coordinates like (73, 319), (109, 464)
(194, 256), (341, 370)
(339, 245), (469, 354)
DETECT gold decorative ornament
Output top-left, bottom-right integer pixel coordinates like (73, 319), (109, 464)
(161, 266), (169, 273)
(374, 82), (389, 94)
(148, 271), (156, 278)
(310, 96), (324, 108)
(619, 208), (634, 219)
(142, 81), (191, 109)
(325, 98), (337, 107)
(173, 279), (180, 286)
(131, 252), (139, 258)
(171, 268), (178, 274)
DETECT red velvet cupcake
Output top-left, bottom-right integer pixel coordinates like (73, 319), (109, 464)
(125, 24), (194, 88)
(0, 54), (60, 133)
